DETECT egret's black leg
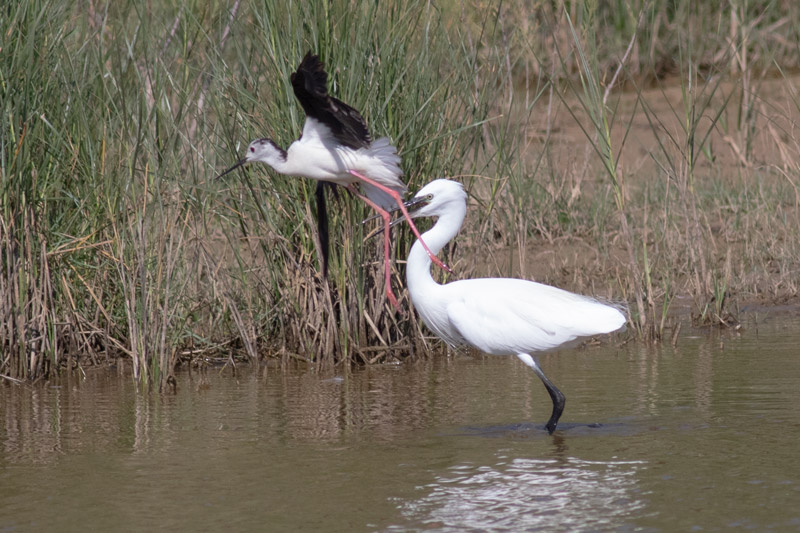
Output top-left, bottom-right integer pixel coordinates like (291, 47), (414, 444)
(539, 376), (566, 435)
(518, 353), (566, 434)
(315, 181), (330, 278)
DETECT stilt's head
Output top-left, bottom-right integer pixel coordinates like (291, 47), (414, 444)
(243, 138), (287, 165)
(402, 179), (467, 219)
(217, 138), (287, 179)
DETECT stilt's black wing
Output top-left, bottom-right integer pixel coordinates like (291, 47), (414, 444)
(291, 52), (371, 149)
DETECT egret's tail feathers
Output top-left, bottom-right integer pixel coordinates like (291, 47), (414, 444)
(597, 299), (629, 333)
(592, 304), (627, 334)
(558, 294), (627, 337)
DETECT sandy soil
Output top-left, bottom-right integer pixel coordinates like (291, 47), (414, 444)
(458, 74), (800, 324)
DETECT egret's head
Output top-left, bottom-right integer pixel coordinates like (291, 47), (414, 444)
(217, 138), (287, 179)
(402, 179), (467, 219)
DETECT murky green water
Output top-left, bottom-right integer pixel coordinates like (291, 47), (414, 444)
(2, 313), (800, 531)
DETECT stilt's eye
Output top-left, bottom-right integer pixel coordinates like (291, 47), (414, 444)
(250, 146), (255, 152)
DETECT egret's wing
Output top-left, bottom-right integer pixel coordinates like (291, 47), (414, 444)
(290, 52), (371, 149)
(447, 297), (560, 355)
(445, 279), (625, 354)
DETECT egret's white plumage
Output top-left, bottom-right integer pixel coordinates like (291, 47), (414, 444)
(219, 52), (450, 309)
(402, 179), (626, 434)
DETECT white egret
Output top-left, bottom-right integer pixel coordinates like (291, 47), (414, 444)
(399, 179), (626, 434)
(218, 52), (451, 309)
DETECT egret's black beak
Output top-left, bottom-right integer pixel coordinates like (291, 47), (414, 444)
(400, 195), (431, 213)
(216, 158), (248, 180)
(361, 195), (431, 226)
(361, 195), (432, 243)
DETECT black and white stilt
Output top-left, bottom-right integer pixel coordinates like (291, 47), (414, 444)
(219, 52), (451, 309)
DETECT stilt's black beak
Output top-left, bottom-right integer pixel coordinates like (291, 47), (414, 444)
(216, 159), (248, 180)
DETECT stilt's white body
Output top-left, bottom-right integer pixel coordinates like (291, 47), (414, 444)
(252, 118), (404, 209)
(403, 179), (626, 433)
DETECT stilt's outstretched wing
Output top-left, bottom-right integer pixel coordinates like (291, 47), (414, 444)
(291, 52), (371, 149)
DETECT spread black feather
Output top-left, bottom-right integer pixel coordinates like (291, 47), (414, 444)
(291, 52), (372, 150)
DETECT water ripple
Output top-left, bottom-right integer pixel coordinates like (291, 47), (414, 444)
(396, 457), (647, 532)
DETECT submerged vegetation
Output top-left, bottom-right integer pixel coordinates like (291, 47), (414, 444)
(2, 0), (799, 385)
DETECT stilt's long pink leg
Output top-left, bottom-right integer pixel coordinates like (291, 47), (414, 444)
(348, 170), (453, 274)
(347, 185), (401, 312)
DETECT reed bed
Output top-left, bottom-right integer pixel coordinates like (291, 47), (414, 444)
(2, 0), (800, 385)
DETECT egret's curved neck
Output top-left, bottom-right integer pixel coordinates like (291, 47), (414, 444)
(406, 203), (466, 293)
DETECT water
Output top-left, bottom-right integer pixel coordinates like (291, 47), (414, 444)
(2, 314), (800, 531)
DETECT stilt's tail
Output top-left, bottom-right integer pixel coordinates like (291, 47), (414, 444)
(360, 137), (405, 210)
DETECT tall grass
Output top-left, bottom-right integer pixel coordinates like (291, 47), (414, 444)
(1, 0), (498, 384)
(3, 0), (800, 384)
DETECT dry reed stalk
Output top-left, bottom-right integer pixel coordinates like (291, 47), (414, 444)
(1, 208), (58, 379)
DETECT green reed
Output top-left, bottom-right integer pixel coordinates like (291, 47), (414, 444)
(3, 0), (800, 384)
